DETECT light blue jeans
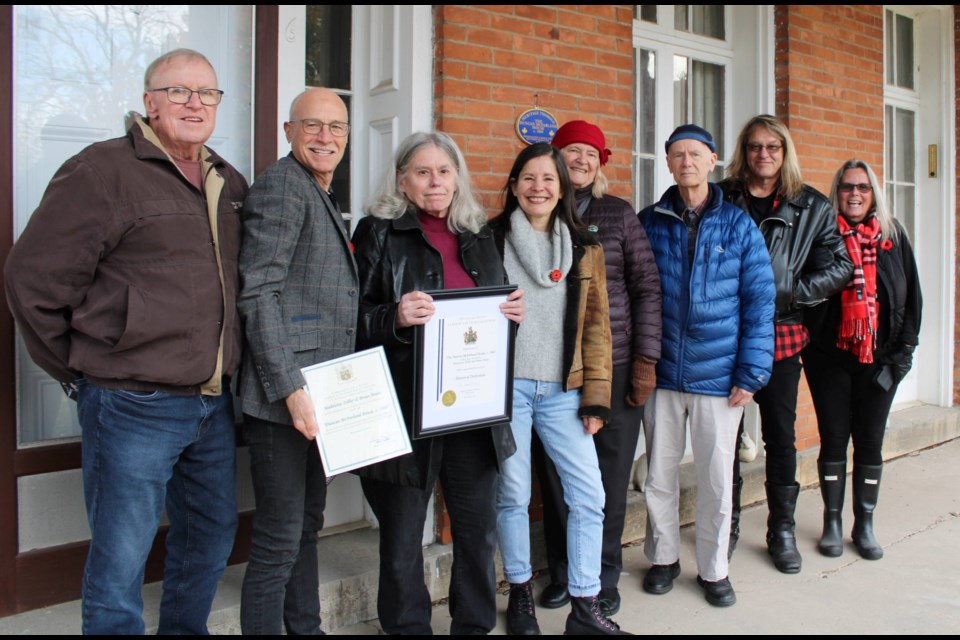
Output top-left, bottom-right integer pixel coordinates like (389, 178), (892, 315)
(496, 379), (605, 597)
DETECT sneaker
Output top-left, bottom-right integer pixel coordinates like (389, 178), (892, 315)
(506, 581), (541, 635)
(696, 575), (737, 607)
(565, 595), (632, 635)
(642, 561), (681, 595)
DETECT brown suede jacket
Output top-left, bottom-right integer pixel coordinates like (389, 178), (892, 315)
(4, 118), (248, 393)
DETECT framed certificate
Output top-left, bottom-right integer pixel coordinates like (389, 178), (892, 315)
(412, 285), (518, 439)
(302, 346), (412, 476)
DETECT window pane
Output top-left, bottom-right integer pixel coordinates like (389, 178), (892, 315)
(674, 5), (688, 31)
(895, 107), (915, 183)
(638, 5), (657, 23)
(885, 10), (895, 86)
(673, 56), (688, 128)
(895, 185), (915, 245)
(885, 104), (893, 178)
(330, 94), (352, 214)
(637, 49), (656, 155)
(305, 5), (351, 90)
(895, 14), (914, 90)
(638, 158), (656, 210)
(692, 5), (725, 40)
(691, 60), (724, 159)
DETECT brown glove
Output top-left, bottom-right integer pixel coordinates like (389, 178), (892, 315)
(626, 356), (657, 408)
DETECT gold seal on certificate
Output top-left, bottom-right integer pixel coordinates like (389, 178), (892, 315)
(442, 390), (457, 406)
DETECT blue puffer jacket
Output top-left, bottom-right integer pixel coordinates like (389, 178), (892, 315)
(639, 184), (775, 396)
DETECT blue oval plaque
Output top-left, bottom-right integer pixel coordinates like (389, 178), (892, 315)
(516, 108), (559, 145)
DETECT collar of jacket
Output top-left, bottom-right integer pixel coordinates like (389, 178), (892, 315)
(724, 178), (813, 226)
(129, 113), (227, 171)
(390, 206), (489, 251)
(652, 182), (722, 221)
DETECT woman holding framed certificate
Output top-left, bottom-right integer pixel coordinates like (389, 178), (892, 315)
(491, 143), (626, 635)
(352, 131), (524, 635)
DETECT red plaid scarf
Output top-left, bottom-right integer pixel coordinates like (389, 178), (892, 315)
(837, 214), (881, 363)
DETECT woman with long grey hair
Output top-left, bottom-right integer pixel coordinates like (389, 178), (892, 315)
(352, 131), (524, 634)
(803, 158), (921, 560)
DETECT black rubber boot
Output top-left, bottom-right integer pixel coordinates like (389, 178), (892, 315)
(564, 596), (631, 635)
(765, 482), (802, 574)
(507, 581), (541, 635)
(817, 460), (846, 557)
(728, 477), (743, 561)
(852, 464), (884, 560)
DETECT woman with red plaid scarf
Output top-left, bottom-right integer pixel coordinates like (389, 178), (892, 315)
(803, 159), (922, 560)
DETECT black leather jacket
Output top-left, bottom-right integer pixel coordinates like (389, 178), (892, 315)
(719, 180), (853, 325)
(352, 209), (517, 489)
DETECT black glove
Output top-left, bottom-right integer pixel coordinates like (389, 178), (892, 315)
(887, 344), (916, 383)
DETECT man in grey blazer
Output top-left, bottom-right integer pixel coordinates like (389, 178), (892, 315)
(237, 88), (358, 635)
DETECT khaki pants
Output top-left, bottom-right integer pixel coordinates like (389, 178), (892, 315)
(643, 389), (742, 581)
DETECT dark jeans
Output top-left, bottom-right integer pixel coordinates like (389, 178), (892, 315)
(803, 347), (897, 466)
(76, 381), (238, 635)
(753, 353), (803, 486)
(362, 428), (499, 635)
(241, 415), (328, 635)
(534, 364), (642, 588)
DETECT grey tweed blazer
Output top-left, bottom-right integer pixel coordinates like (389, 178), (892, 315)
(237, 154), (359, 425)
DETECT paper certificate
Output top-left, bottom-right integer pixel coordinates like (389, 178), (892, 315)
(302, 347), (412, 476)
(413, 285), (518, 438)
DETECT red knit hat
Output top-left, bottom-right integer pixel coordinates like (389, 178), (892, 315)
(551, 120), (611, 165)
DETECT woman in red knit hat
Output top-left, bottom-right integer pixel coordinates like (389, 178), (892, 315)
(530, 120), (663, 616)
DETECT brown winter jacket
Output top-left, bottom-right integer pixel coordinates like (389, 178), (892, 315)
(4, 118), (248, 394)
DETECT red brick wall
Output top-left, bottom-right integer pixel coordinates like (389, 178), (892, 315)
(775, 5), (886, 451)
(433, 5), (636, 214)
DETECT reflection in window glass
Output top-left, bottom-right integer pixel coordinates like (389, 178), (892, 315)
(691, 60), (724, 159)
(305, 5), (351, 90)
(885, 9), (914, 90)
(675, 5), (725, 40)
(13, 4), (254, 446)
(637, 49), (656, 155)
(638, 5), (657, 24)
(884, 104), (917, 243)
(895, 108), (915, 183)
(673, 56), (688, 132)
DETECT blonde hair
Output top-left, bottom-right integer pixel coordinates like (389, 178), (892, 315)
(727, 115), (804, 199)
(591, 168), (608, 199)
(829, 159), (897, 241)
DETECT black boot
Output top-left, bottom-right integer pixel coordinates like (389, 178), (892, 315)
(852, 464), (884, 560)
(564, 596), (631, 635)
(817, 460), (846, 557)
(765, 482), (802, 574)
(507, 581), (541, 635)
(728, 478), (743, 561)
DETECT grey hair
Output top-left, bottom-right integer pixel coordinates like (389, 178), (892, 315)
(829, 159), (897, 241)
(365, 131), (488, 234)
(144, 49), (216, 90)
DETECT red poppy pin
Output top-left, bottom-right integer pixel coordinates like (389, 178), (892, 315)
(349, 241), (355, 253)
(550, 269), (563, 282)
(881, 239), (893, 251)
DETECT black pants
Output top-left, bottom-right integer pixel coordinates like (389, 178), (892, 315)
(361, 428), (499, 635)
(241, 415), (327, 635)
(753, 353), (803, 486)
(534, 364), (642, 588)
(802, 346), (896, 465)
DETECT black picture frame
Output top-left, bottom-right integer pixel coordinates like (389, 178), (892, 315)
(411, 285), (518, 439)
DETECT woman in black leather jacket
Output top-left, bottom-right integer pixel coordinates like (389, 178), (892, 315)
(352, 131), (524, 635)
(803, 159), (921, 561)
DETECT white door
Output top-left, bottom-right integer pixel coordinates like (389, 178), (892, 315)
(884, 6), (955, 408)
(275, 5), (433, 535)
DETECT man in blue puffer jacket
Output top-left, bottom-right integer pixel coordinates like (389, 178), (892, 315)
(638, 125), (774, 608)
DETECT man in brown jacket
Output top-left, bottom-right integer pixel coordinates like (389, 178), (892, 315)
(3, 49), (247, 634)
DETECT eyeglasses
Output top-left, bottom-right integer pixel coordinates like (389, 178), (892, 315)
(838, 182), (873, 194)
(746, 142), (783, 154)
(150, 87), (224, 106)
(289, 119), (351, 137)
